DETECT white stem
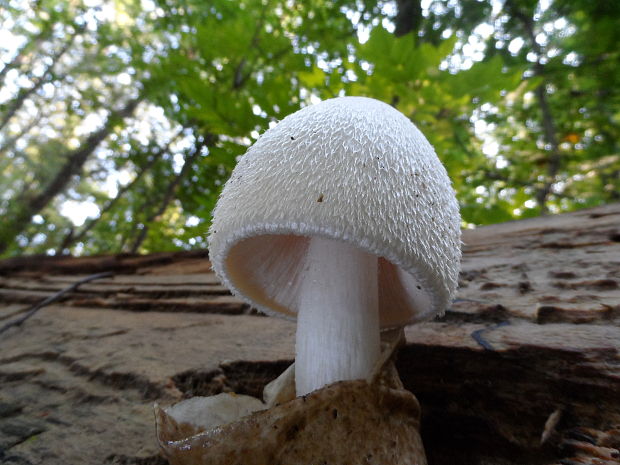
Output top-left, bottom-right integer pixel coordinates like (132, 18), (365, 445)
(295, 236), (380, 396)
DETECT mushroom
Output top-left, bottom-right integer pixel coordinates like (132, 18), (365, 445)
(208, 96), (461, 396)
(156, 97), (460, 464)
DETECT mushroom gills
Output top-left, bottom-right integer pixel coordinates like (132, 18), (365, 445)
(295, 236), (380, 396)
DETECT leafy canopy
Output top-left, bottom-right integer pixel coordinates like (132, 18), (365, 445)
(0, 0), (617, 256)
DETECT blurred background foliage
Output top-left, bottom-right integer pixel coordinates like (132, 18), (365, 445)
(0, 0), (618, 257)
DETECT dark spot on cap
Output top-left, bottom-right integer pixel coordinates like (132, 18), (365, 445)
(290, 136), (295, 140)
(317, 194), (324, 203)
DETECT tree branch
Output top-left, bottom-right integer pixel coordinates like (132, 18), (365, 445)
(231, 1), (269, 90)
(0, 110), (43, 156)
(0, 21), (54, 87)
(128, 133), (215, 253)
(59, 129), (185, 252)
(0, 31), (76, 132)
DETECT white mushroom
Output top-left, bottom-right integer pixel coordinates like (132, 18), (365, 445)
(208, 96), (461, 396)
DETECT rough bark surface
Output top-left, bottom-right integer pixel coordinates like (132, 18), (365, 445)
(0, 203), (619, 465)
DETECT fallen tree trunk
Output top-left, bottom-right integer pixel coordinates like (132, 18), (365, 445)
(0, 203), (618, 464)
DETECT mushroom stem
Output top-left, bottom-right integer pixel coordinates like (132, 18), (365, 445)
(295, 236), (380, 396)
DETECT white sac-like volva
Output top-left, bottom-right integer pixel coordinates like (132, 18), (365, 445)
(208, 96), (461, 327)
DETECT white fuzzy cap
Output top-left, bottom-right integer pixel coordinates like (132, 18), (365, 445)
(208, 96), (461, 327)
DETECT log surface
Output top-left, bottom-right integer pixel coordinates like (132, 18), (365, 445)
(0, 203), (619, 465)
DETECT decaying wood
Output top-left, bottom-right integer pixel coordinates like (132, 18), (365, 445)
(0, 252), (250, 315)
(0, 203), (619, 464)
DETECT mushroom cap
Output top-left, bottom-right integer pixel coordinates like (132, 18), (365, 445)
(208, 96), (461, 327)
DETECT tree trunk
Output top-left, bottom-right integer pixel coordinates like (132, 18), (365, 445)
(0, 97), (141, 255)
(508, 2), (562, 215)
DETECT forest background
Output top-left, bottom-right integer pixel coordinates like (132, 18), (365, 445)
(0, 0), (618, 257)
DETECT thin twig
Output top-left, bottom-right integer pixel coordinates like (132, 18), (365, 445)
(0, 271), (114, 337)
(471, 320), (511, 351)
